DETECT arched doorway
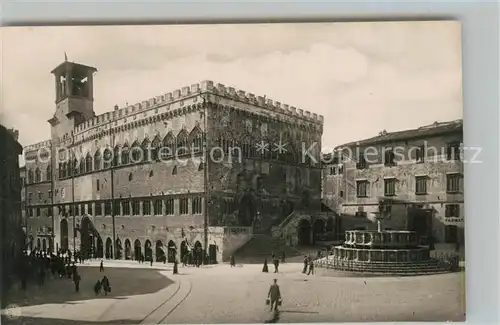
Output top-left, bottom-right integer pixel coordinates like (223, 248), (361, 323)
(105, 238), (113, 259)
(312, 218), (326, 244)
(134, 239), (142, 261)
(180, 240), (189, 263)
(80, 217), (94, 259)
(42, 238), (47, 252)
(237, 194), (255, 226)
(208, 244), (218, 264)
(37, 238), (41, 249)
(156, 240), (165, 262)
(48, 238), (54, 253)
(167, 240), (176, 263)
(96, 237), (104, 258)
(60, 219), (69, 251)
(124, 239), (132, 260)
(145, 240), (152, 261)
(297, 219), (311, 246)
(326, 217), (334, 232)
(116, 238), (123, 259)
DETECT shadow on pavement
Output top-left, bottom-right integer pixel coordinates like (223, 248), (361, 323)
(4, 267), (173, 308)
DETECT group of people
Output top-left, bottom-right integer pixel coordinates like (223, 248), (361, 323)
(11, 248), (85, 293)
(261, 251), (285, 273)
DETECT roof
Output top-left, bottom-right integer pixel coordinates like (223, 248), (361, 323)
(336, 119), (463, 149)
(50, 61), (97, 75)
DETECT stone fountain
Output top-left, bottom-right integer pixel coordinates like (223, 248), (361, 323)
(315, 214), (457, 276)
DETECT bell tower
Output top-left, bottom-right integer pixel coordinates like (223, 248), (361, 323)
(49, 59), (97, 129)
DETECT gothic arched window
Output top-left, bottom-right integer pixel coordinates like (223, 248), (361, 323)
(27, 169), (34, 183)
(103, 149), (111, 169)
(121, 144), (130, 165)
(35, 168), (41, 183)
(94, 150), (101, 170)
(85, 153), (93, 173)
(162, 133), (175, 160)
(151, 136), (161, 161)
(176, 130), (188, 156)
(46, 165), (52, 181)
(141, 138), (150, 162)
(130, 141), (141, 163)
(189, 127), (203, 153)
(113, 146), (121, 167)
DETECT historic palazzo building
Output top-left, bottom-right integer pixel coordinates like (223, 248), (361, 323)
(23, 60), (324, 263)
(322, 120), (464, 244)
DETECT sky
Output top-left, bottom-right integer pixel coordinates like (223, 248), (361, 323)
(1, 21), (463, 153)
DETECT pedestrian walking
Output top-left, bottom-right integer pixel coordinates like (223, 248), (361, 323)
(173, 259), (179, 274)
(230, 255), (236, 267)
(267, 279), (282, 312)
(94, 280), (102, 296)
(150, 257), (153, 267)
(100, 260), (104, 272)
(73, 272), (81, 292)
(302, 256), (308, 274)
(307, 259), (314, 275)
(262, 258), (269, 273)
(101, 276), (111, 295)
(273, 258), (279, 273)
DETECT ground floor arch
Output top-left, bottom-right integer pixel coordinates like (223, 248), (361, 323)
(124, 239), (132, 260)
(42, 238), (47, 251)
(156, 240), (165, 262)
(312, 218), (327, 244)
(208, 244), (218, 264)
(167, 240), (176, 263)
(145, 240), (152, 261)
(134, 239), (142, 261)
(80, 217), (95, 258)
(60, 219), (69, 251)
(105, 238), (113, 259)
(297, 218), (312, 246)
(115, 238), (123, 259)
(37, 238), (41, 249)
(96, 237), (104, 258)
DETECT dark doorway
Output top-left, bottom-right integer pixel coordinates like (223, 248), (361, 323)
(297, 219), (311, 246)
(312, 218), (326, 244)
(156, 240), (165, 262)
(80, 217), (94, 259)
(124, 239), (131, 260)
(37, 238), (41, 249)
(167, 240), (176, 263)
(60, 219), (69, 251)
(326, 217), (334, 232)
(105, 238), (113, 259)
(145, 240), (152, 261)
(237, 194), (255, 226)
(209, 244), (218, 264)
(42, 239), (47, 252)
(408, 208), (433, 242)
(282, 200), (294, 216)
(445, 225), (459, 243)
(96, 237), (104, 258)
(134, 239), (142, 261)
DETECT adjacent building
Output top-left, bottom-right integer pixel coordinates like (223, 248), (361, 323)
(24, 60), (324, 263)
(322, 120), (464, 244)
(1, 126), (24, 293)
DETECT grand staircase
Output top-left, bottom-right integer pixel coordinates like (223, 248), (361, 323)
(232, 233), (303, 264)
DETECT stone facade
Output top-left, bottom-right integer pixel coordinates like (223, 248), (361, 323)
(24, 60), (324, 262)
(322, 120), (464, 244)
(1, 125), (24, 294)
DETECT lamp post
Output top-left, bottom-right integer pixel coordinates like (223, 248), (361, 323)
(201, 93), (209, 265)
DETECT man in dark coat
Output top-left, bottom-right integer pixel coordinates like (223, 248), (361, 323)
(267, 279), (282, 312)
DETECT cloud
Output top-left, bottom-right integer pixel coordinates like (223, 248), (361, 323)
(1, 22), (462, 152)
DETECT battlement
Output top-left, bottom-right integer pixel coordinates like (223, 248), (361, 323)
(24, 139), (51, 153)
(200, 80), (324, 124)
(71, 80), (323, 137)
